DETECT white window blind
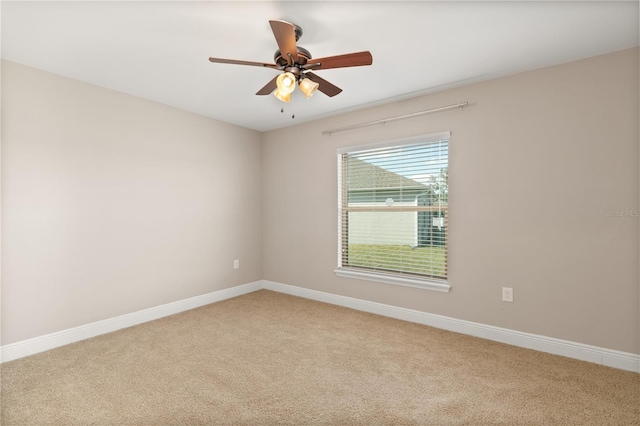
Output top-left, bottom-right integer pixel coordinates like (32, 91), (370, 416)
(337, 132), (449, 288)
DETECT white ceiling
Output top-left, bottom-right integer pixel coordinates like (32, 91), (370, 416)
(2, 1), (638, 132)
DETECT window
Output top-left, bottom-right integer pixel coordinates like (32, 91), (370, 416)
(335, 132), (450, 292)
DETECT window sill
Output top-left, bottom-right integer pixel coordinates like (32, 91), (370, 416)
(334, 268), (450, 293)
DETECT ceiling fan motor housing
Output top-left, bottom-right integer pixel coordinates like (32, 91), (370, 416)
(274, 46), (312, 68)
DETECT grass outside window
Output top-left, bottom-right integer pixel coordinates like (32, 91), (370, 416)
(347, 244), (446, 279)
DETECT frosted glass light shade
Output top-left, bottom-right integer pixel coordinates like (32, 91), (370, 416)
(273, 90), (291, 102)
(299, 77), (319, 99)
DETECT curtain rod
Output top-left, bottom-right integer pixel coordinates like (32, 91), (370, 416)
(321, 102), (469, 135)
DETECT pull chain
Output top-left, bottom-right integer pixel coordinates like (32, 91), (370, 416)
(280, 107), (295, 119)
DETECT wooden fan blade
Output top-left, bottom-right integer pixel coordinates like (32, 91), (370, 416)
(306, 72), (342, 97)
(269, 20), (299, 64)
(209, 57), (280, 69)
(256, 76), (278, 95)
(302, 51), (372, 71)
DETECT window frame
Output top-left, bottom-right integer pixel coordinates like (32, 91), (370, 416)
(335, 131), (451, 293)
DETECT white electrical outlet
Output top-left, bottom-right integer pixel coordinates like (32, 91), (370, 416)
(233, 259), (239, 269)
(502, 287), (514, 302)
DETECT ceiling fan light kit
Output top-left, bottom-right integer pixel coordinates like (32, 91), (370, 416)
(208, 20), (373, 104)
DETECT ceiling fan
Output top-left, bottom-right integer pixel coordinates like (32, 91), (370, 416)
(208, 20), (373, 102)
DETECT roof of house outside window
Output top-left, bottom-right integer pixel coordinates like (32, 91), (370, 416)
(346, 157), (427, 191)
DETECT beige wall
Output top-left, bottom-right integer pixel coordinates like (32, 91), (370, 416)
(2, 48), (638, 356)
(1, 61), (263, 345)
(262, 48), (639, 354)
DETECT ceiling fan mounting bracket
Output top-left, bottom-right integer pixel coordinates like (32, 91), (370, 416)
(291, 24), (303, 42)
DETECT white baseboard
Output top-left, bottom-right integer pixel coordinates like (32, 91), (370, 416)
(261, 280), (640, 373)
(3, 279), (638, 373)
(0, 281), (262, 363)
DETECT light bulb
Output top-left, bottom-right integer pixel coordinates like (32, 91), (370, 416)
(276, 72), (296, 94)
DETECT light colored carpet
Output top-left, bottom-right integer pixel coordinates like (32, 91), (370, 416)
(1, 290), (639, 425)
